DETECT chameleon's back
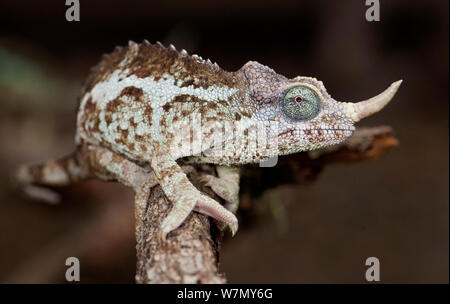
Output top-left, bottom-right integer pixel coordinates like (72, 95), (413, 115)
(75, 41), (248, 162)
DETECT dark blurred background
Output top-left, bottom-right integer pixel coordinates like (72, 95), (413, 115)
(0, 0), (448, 283)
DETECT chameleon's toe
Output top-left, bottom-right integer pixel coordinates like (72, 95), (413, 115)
(159, 224), (171, 242)
(159, 203), (194, 241)
(199, 174), (240, 213)
(194, 195), (239, 236)
(216, 216), (239, 236)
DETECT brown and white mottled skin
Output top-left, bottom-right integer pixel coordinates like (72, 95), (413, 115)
(15, 40), (402, 240)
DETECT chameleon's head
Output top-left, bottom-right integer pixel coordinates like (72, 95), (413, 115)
(240, 61), (402, 154)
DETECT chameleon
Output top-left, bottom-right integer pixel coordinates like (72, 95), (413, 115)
(14, 40), (402, 240)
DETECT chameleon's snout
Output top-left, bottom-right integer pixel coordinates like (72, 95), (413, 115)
(344, 80), (402, 122)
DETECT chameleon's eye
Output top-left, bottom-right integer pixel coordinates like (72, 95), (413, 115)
(294, 95), (303, 104)
(281, 85), (321, 121)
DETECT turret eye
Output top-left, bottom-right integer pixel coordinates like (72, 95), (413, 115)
(281, 85), (321, 121)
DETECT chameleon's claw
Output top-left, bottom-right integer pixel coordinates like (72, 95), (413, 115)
(229, 220), (238, 236)
(215, 217), (238, 236)
(160, 225), (170, 242)
(159, 198), (196, 241)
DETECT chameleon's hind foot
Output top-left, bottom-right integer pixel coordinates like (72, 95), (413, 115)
(20, 184), (61, 204)
(13, 163), (67, 204)
(13, 149), (91, 204)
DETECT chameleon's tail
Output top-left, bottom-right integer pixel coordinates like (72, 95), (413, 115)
(12, 149), (91, 204)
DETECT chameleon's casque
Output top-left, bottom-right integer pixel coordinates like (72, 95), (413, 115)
(16, 41), (402, 239)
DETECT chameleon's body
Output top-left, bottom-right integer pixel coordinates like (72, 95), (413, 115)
(16, 41), (401, 239)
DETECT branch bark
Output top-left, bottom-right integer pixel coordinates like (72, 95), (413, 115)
(135, 166), (226, 284)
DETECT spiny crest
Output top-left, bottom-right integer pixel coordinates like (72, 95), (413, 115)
(81, 40), (226, 97)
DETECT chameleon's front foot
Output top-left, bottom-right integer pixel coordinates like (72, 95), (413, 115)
(152, 157), (239, 241)
(160, 192), (238, 241)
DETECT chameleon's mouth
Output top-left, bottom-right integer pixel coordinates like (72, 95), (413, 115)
(278, 126), (355, 138)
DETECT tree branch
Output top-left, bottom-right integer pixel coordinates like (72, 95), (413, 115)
(135, 166), (226, 284)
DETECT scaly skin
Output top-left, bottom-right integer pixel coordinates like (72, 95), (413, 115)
(15, 40), (402, 240)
